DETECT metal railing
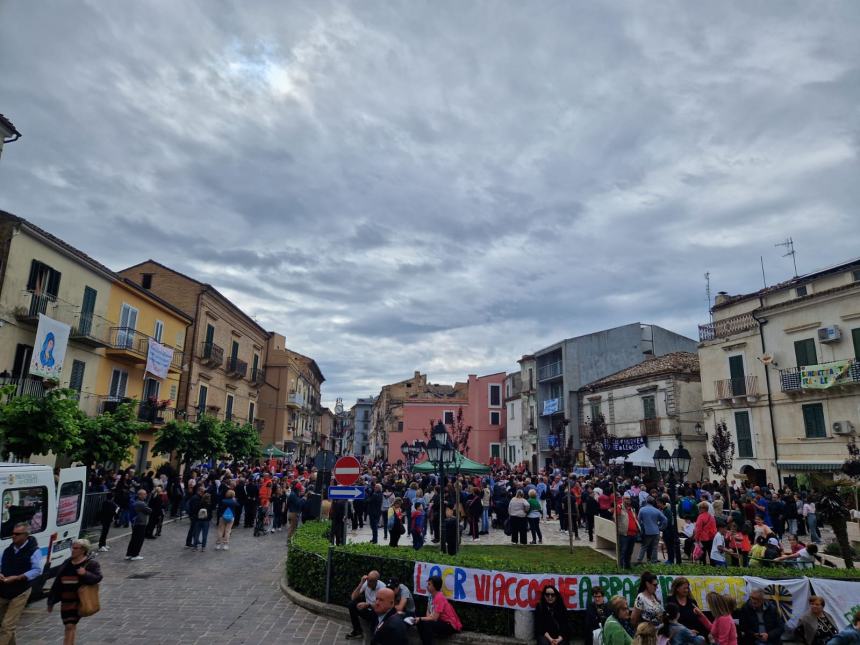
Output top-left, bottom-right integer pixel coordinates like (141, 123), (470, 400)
(640, 417), (662, 437)
(538, 361), (563, 381)
(108, 327), (183, 370)
(14, 290), (57, 322)
(137, 402), (175, 425)
(715, 375), (758, 399)
(287, 392), (304, 407)
(780, 359), (860, 392)
(698, 312), (757, 342)
(81, 491), (111, 532)
(200, 341), (223, 367)
(0, 376), (48, 398)
(251, 367), (265, 384)
(225, 356), (248, 378)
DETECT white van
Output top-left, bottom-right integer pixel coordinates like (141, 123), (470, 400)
(0, 463), (87, 594)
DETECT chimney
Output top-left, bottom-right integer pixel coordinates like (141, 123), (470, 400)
(414, 371), (421, 379)
(714, 291), (730, 305)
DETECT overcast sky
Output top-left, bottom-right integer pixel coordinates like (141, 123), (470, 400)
(1, 2), (859, 408)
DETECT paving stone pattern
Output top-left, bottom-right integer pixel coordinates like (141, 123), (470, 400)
(17, 519), (350, 644)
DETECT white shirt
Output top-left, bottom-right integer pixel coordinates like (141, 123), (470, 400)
(711, 532), (726, 562)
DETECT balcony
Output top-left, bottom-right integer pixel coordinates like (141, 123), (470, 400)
(251, 367), (265, 385)
(287, 392), (304, 408)
(538, 361), (563, 382)
(70, 313), (110, 348)
(98, 396), (132, 415)
(715, 375), (759, 402)
(0, 376), (48, 399)
(200, 342), (223, 368)
(254, 419), (265, 433)
(225, 356), (248, 379)
(13, 291), (57, 325)
(780, 359), (860, 393)
(107, 328), (183, 372)
(640, 417), (662, 437)
(698, 312), (758, 342)
(137, 402), (175, 425)
(541, 394), (564, 416)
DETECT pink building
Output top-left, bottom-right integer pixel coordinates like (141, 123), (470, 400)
(390, 372), (507, 465)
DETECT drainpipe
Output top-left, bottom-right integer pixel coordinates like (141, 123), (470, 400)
(752, 300), (782, 486)
(183, 287), (205, 417)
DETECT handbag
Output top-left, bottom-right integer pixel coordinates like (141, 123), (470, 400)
(692, 541), (704, 561)
(503, 518), (512, 536)
(78, 583), (100, 617)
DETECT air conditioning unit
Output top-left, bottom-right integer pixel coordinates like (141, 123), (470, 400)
(832, 420), (855, 435)
(817, 326), (842, 343)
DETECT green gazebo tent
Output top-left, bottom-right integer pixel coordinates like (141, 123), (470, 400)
(263, 444), (288, 458)
(411, 451), (491, 475)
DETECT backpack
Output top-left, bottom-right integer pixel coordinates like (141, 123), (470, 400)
(681, 497), (694, 516)
(197, 507), (209, 520)
(222, 506), (234, 523)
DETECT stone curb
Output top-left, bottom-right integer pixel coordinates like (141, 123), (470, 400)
(279, 562), (527, 644)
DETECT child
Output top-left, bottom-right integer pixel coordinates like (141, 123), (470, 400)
(442, 505), (458, 555)
(706, 592), (737, 645)
(661, 603), (706, 645)
(411, 501), (426, 550)
(633, 621), (657, 645)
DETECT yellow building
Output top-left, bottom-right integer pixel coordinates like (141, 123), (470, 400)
(94, 277), (191, 471)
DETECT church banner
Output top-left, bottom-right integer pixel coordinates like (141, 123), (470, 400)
(810, 578), (860, 630)
(145, 340), (174, 379)
(744, 576), (810, 624)
(800, 360), (853, 389)
(29, 314), (71, 380)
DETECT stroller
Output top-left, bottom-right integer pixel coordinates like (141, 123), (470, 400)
(253, 502), (271, 537)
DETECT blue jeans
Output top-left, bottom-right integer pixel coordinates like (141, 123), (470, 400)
(807, 513), (821, 543)
(619, 535), (637, 569)
(382, 509), (390, 539)
(369, 512), (380, 543)
(412, 530), (424, 550)
(481, 507), (489, 533)
(637, 534), (659, 563)
(193, 519), (210, 548)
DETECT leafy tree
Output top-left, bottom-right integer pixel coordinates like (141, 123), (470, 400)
(154, 414), (225, 476)
(0, 385), (84, 460)
(447, 408), (473, 456)
(71, 400), (146, 467)
(153, 418), (191, 462)
(223, 420), (262, 462)
(812, 474), (855, 569)
(706, 420), (735, 504)
(583, 413), (610, 471)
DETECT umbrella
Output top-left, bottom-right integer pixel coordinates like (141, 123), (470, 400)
(263, 444), (288, 458)
(625, 445), (655, 468)
(412, 451), (491, 475)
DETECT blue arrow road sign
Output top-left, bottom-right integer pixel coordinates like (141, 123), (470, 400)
(328, 486), (366, 500)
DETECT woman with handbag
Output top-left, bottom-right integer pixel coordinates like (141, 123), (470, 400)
(47, 538), (103, 645)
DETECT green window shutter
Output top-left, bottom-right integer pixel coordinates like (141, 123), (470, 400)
(642, 396), (656, 419)
(794, 339), (817, 367)
(205, 324), (215, 345)
(734, 411), (753, 458)
(852, 327), (860, 360)
(68, 360), (86, 393)
(802, 403), (826, 438)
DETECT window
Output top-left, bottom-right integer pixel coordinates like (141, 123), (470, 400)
(490, 443), (501, 458)
(109, 369), (128, 399)
(728, 355), (747, 395)
(197, 384), (208, 410)
(248, 401), (255, 424)
(68, 360), (86, 394)
(505, 381), (511, 398)
(802, 403), (827, 438)
(508, 403), (515, 420)
(1, 486), (48, 537)
(153, 320), (164, 343)
(735, 411), (753, 458)
(443, 410), (455, 425)
(26, 260), (61, 298)
(117, 303), (139, 348)
(79, 286), (97, 336)
(489, 384), (501, 407)
(853, 327), (860, 360)
(796, 285), (808, 297)
(143, 377), (159, 400)
(141, 273), (153, 289)
(57, 480), (83, 526)
(853, 269), (860, 283)
(396, 421), (403, 433)
(490, 411), (501, 425)
(252, 353), (259, 376)
(589, 401), (601, 421)
(225, 394), (234, 421)
(528, 368), (534, 390)
(231, 340), (239, 360)
(205, 324), (215, 346)
(794, 338), (817, 367)
(642, 395), (656, 420)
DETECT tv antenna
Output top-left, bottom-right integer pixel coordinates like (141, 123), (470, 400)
(775, 237), (798, 277)
(704, 272), (712, 321)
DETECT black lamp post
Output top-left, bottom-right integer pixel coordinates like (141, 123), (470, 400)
(424, 422), (456, 554)
(401, 440), (424, 469)
(653, 437), (691, 564)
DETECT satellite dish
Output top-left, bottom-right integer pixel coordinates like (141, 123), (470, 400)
(760, 354), (774, 365)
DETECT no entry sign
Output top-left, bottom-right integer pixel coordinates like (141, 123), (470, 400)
(333, 456), (361, 486)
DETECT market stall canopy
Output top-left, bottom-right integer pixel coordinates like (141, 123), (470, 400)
(625, 445), (655, 468)
(413, 452), (491, 475)
(263, 444), (288, 457)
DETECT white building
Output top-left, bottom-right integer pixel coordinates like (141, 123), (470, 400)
(504, 372), (523, 466)
(579, 352), (707, 479)
(698, 258), (860, 487)
(518, 355), (539, 472)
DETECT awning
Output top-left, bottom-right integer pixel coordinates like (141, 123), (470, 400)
(625, 445), (655, 468)
(412, 452), (491, 475)
(776, 461), (844, 472)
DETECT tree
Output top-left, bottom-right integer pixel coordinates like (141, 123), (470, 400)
(706, 420), (735, 504)
(583, 413), (610, 471)
(842, 436), (860, 480)
(71, 400), (146, 467)
(447, 408), (472, 456)
(154, 415), (226, 476)
(812, 474), (855, 569)
(0, 385), (84, 460)
(223, 421), (262, 462)
(153, 418), (191, 464)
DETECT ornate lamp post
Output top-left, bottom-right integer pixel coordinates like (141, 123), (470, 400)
(424, 422), (456, 554)
(653, 437), (691, 564)
(401, 440), (425, 470)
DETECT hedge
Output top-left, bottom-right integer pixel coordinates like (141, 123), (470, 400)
(285, 521), (860, 637)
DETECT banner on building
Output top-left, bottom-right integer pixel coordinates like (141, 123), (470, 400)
(28, 314), (71, 380)
(145, 340), (174, 379)
(542, 398), (560, 416)
(413, 561), (832, 615)
(800, 361), (853, 389)
(810, 578), (860, 630)
(605, 436), (646, 456)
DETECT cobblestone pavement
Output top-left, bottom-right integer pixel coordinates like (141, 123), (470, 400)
(17, 519), (350, 645)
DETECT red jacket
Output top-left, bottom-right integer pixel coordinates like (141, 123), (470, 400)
(694, 512), (717, 542)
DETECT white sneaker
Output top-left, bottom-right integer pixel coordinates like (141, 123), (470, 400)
(130, 556), (144, 561)
(99, 546), (109, 552)
(215, 544), (221, 550)
(223, 544), (229, 550)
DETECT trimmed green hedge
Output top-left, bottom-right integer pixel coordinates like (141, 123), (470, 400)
(285, 521), (860, 637)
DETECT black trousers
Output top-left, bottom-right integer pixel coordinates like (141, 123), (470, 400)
(510, 516), (528, 544)
(244, 501), (257, 527)
(98, 520), (111, 548)
(418, 619), (456, 645)
(347, 598), (374, 633)
(585, 514), (595, 541)
(126, 525), (146, 557)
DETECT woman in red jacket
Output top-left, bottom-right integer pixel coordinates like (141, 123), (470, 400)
(693, 502), (717, 564)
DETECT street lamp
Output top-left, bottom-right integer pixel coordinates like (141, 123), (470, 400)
(653, 438), (691, 564)
(401, 440), (425, 469)
(423, 422), (457, 554)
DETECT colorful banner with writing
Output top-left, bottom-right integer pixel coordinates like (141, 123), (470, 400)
(145, 340), (174, 379)
(29, 314), (70, 380)
(810, 578), (860, 630)
(800, 361), (852, 389)
(414, 561), (824, 615)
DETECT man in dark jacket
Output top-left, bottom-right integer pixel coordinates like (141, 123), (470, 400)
(370, 587), (407, 645)
(366, 484), (383, 544)
(0, 523), (43, 643)
(185, 486), (205, 548)
(738, 589), (785, 645)
(243, 479), (259, 528)
(125, 489), (152, 560)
